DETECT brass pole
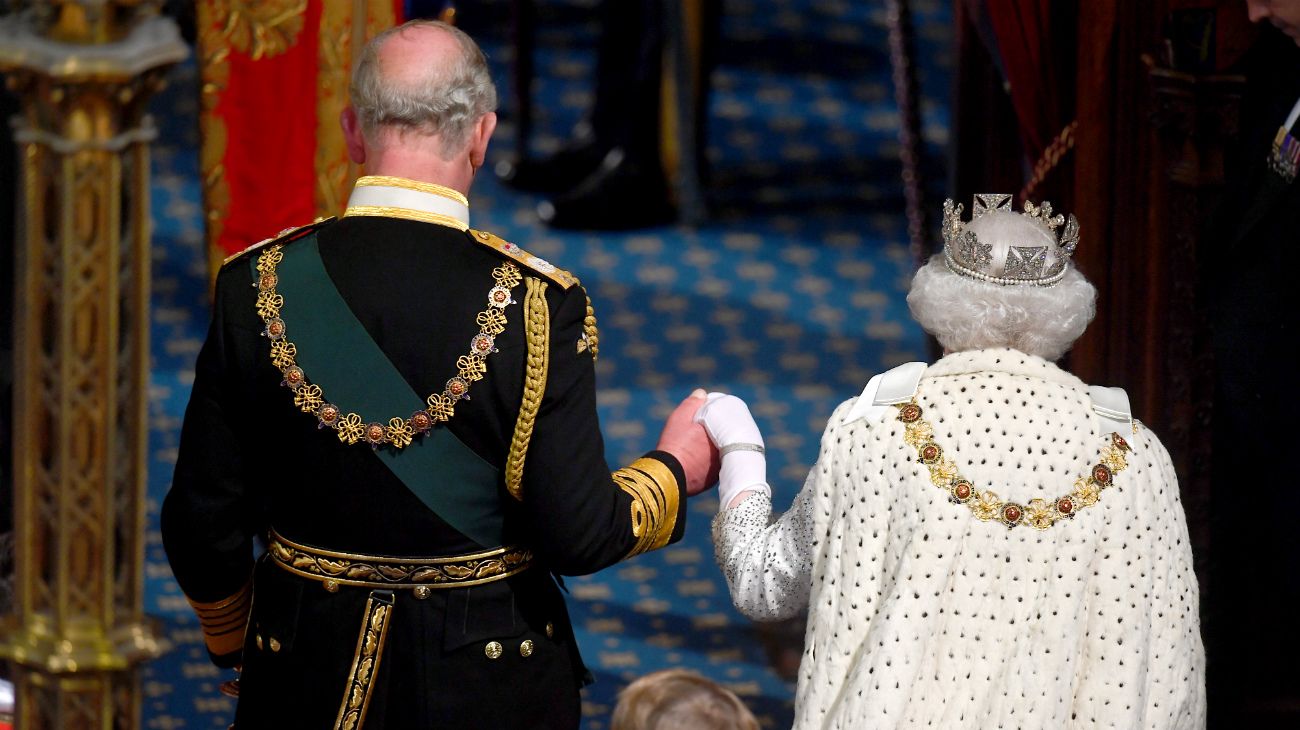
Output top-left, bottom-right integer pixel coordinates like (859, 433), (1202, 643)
(0, 3), (184, 728)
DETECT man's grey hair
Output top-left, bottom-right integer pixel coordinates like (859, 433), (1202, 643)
(350, 20), (497, 158)
(907, 255), (1097, 361)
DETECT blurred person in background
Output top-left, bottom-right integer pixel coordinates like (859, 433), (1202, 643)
(611, 669), (758, 730)
(1205, 0), (1300, 724)
(497, 0), (719, 230)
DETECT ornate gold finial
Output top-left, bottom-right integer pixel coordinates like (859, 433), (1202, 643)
(33, 0), (167, 44)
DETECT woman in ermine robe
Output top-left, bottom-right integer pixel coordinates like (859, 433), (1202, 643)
(697, 197), (1206, 729)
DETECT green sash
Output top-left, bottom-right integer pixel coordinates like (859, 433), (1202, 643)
(265, 234), (504, 547)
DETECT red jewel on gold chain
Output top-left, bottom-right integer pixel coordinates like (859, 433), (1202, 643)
(1001, 504), (1023, 526)
(1092, 464), (1112, 485)
(253, 244), (523, 448)
(893, 398), (1133, 530)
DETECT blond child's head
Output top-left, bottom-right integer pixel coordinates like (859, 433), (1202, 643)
(610, 669), (759, 730)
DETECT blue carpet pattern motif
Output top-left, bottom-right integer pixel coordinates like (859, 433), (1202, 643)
(140, 1), (951, 727)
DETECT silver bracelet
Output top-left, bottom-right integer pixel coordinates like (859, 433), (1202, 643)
(719, 442), (764, 457)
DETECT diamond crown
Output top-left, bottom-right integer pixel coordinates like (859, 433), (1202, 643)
(941, 194), (1080, 286)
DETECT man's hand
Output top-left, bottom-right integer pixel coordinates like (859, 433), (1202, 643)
(655, 389), (721, 496)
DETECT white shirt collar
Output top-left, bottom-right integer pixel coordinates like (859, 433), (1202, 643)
(343, 175), (470, 231)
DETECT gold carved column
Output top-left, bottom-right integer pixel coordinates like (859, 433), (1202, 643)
(0, 2), (185, 729)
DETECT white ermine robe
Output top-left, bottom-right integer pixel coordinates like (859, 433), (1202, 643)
(713, 348), (1205, 729)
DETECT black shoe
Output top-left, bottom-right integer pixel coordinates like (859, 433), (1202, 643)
(494, 137), (609, 194)
(536, 148), (675, 230)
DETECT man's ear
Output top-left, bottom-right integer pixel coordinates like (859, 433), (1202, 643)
(340, 106), (367, 165)
(468, 112), (497, 170)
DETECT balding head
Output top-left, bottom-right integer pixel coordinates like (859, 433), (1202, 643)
(350, 20), (498, 158)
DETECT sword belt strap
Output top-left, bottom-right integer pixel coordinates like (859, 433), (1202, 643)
(268, 530), (533, 591)
(334, 590), (393, 730)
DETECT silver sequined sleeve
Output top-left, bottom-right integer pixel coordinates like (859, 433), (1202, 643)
(711, 471), (816, 621)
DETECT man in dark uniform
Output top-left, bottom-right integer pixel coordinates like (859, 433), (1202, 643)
(161, 20), (716, 730)
(1207, 2), (1300, 725)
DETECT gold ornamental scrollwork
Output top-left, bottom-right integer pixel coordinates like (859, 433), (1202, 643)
(216, 0), (309, 60)
(333, 592), (393, 730)
(268, 533), (534, 590)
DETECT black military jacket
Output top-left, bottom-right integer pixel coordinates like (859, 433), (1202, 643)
(162, 179), (687, 729)
(1206, 31), (1300, 722)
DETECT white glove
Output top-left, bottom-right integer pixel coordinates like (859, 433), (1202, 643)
(694, 394), (770, 510)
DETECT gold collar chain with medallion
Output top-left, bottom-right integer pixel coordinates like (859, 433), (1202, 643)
(252, 244), (522, 449)
(894, 398), (1134, 529)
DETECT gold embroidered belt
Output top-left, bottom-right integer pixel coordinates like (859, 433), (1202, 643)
(267, 530), (533, 591)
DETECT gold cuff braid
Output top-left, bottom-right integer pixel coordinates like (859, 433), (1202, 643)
(613, 457), (681, 558)
(506, 276), (550, 501)
(186, 578), (253, 657)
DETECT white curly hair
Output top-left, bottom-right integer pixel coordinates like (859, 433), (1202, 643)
(907, 210), (1097, 361)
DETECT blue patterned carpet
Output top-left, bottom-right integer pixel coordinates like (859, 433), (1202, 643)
(141, 1), (951, 727)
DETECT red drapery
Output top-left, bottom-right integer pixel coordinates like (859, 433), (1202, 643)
(974, 0), (1075, 199)
(984, 0), (1059, 154)
(198, 0), (404, 274)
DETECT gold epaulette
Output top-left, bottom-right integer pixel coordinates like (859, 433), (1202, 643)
(221, 217), (336, 267)
(468, 229), (578, 289)
(505, 276), (552, 501)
